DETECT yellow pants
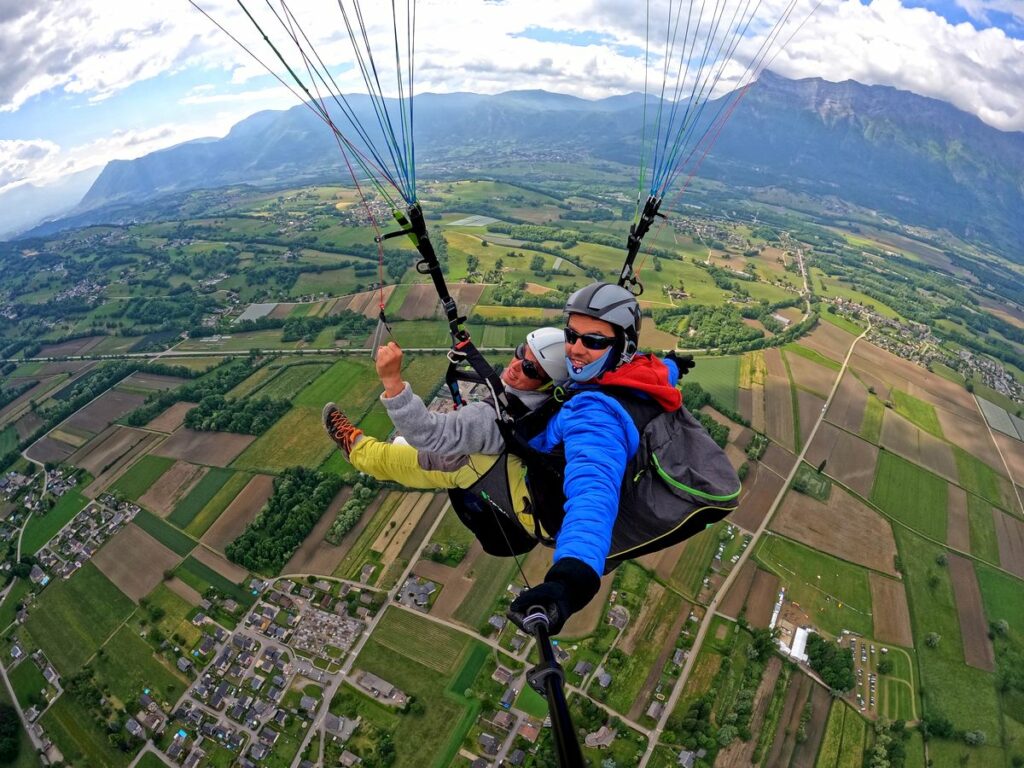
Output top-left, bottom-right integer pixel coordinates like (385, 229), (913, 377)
(348, 437), (536, 531)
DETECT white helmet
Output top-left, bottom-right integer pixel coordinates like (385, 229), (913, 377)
(526, 327), (569, 382)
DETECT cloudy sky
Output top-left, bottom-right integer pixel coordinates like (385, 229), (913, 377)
(0, 0), (1022, 195)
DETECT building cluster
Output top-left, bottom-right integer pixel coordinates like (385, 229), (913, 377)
(35, 497), (139, 582)
(53, 279), (105, 305)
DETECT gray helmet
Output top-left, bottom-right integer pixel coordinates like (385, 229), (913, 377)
(526, 327), (569, 382)
(564, 282), (642, 365)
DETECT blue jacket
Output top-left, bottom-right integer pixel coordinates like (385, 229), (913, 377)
(528, 356), (681, 577)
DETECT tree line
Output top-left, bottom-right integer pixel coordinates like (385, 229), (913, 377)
(183, 395), (291, 435)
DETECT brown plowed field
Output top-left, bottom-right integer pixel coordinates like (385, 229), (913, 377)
(26, 436), (77, 463)
(947, 486), (970, 551)
(804, 422), (879, 497)
(92, 523), (182, 602)
(992, 432), (1024, 491)
(166, 577), (203, 606)
(738, 388), (753, 423)
(621, 582), (665, 654)
(398, 494), (448, 562)
(38, 360), (92, 375)
(853, 343), (977, 420)
(994, 509), (1024, 578)
(120, 372), (187, 391)
(70, 425), (148, 474)
(83, 433), (162, 497)
(868, 573), (913, 646)
(786, 353), (838, 398)
(192, 545), (250, 584)
(725, 444), (746, 471)
(346, 286), (396, 319)
(716, 657), (783, 767)
(765, 673), (812, 768)
(64, 389), (147, 433)
(852, 366), (890, 402)
(39, 336), (104, 357)
(719, 560), (756, 618)
(396, 283), (485, 320)
(936, 409), (1004, 473)
(700, 406), (749, 444)
(146, 402), (197, 433)
(201, 474), (275, 550)
(770, 487), (898, 576)
(880, 409), (957, 482)
(326, 295), (354, 315)
(796, 390), (826, 448)
(764, 348), (787, 378)
(731, 464), (785, 532)
(0, 378), (52, 425)
(765, 377), (796, 452)
(761, 444), (797, 477)
(426, 540), (482, 620)
(269, 303), (296, 319)
(790, 685), (832, 768)
(947, 554), (995, 671)
(140, 461), (208, 518)
(653, 539), (689, 581)
(826, 373), (869, 433)
(153, 429), (255, 466)
(746, 568), (781, 628)
(799, 322), (856, 364)
(751, 382), (766, 433)
(282, 487), (353, 575)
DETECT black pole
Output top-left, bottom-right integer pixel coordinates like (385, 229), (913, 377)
(522, 610), (585, 768)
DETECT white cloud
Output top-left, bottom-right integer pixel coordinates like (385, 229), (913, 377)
(0, 139), (60, 187)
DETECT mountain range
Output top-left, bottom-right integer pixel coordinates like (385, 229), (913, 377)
(12, 72), (1024, 255)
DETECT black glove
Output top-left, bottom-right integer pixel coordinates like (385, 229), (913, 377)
(508, 557), (601, 636)
(666, 350), (696, 376)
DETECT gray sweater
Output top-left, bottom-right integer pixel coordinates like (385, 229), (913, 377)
(381, 382), (549, 456)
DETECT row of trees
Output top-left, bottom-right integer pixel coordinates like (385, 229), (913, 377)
(226, 467), (343, 574)
(324, 478), (381, 545)
(125, 358), (256, 427)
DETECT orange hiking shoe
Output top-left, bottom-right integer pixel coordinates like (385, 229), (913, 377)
(322, 402), (363, 456)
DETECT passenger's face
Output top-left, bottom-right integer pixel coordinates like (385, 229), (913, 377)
(501, 341), (547, 391)
(565, 314), (617, 370)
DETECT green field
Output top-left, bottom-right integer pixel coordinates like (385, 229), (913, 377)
(294, 358), (384, 410)
(141, 582), (203, 649)
(686, 356), (741, 411)
(168, 467), (235, 529)
(175, 556), (254, 607)
(109, 455), (175, 499)
(784, 343), (843, 372)
(225, 363), (278, 398)
(819, 310), (865, 337)
(871, 451), (948, 541)
(257, 362), (331, 400)
(892, 526), (1002, 736)
(668, 523), (723, 598)
(184, 471), (253, 537)
(0, 425), (16, 454)
(890, 389), (944, 439)
(452, 554), (519, 630)
(232, 405), (333, 473)
(881, 676), (915, 721)
(0, 675), (41, 768)
(92, 625), (188, 707)
(0, 578), (34, 632)
(9, 659), (48, 709)
(379, 320), (450, 348)
(755, 534), (873, 636)
(954, 446), (1012, 511)
(349, 609), (481, 768)
(22, 487), (90, 555)
(966, 494), (1000, 564)
(793, 462), (832, 501)
(816, 702), (866, 768)
(40, 694), (131, 767)
(975, 563), (1024, 631)
(25, 562), (134, 674)
(132, 509), (196, 557)
(860, 396), (885, 444)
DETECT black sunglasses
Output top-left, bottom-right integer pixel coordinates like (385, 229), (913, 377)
(514, 343), (549, 381)
(564, 326), (617, 350)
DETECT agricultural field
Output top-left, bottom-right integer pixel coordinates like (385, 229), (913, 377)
(685, 356), (740, 411)
(667, 523), (723, 598)
(231, 406), (332, 473)
(24, 562), (135, 674)
(184, 471), (254, 537)
(131, 509), (197, 556)
(40, 694), (131, 768)
(892, 526), (1003, 737)
(871, 451), (948, 541)
(108, 454), (175, 500)
(92, 522), (184, 601)
(754, 534), (873, 637)
(92, 624), (189, 706)
(167, 467), (235, 529)
(345, 609), (482, 768)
